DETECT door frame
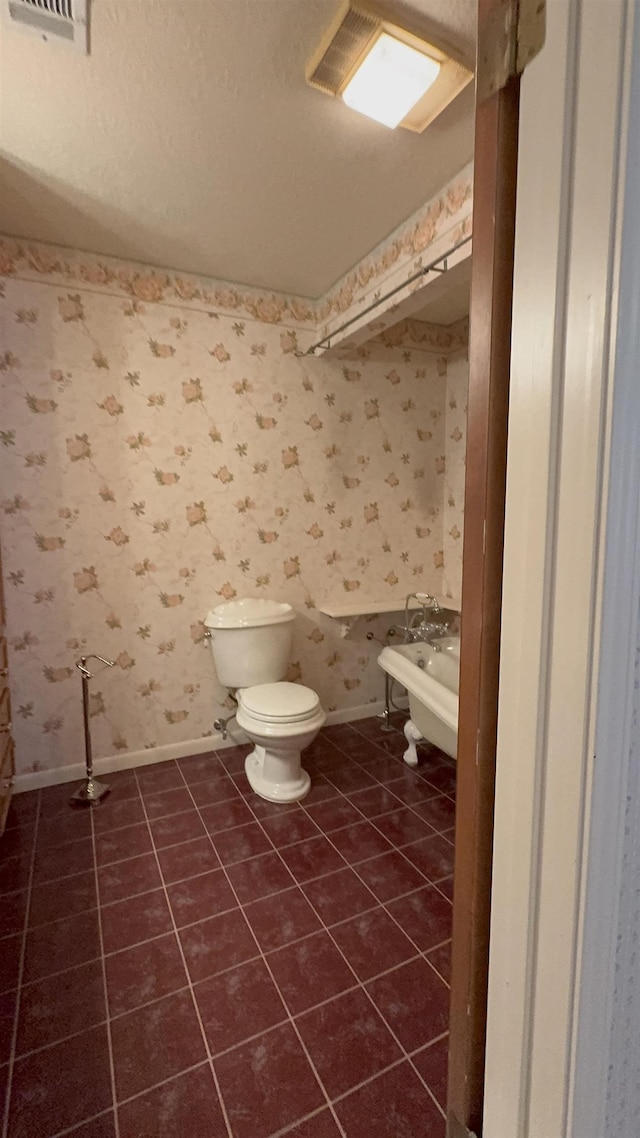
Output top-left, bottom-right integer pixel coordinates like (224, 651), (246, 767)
(571, 9), (640, 1132)
(482, 1), (634, 1135)
(448, 0), (634, 1133)
(446, 7), (521, 1133)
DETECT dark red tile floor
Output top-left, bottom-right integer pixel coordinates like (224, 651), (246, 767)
(0, 715), (455, 1138)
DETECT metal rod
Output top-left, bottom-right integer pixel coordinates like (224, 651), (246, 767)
(81, 659), (93, 780)
(299, 234), (472, 357)
(70, 653), (115, 806)
(379, 670), (395, 733)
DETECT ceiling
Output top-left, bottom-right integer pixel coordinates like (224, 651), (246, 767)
(411, 256), (471, 323)
(0, 0), (476, 298)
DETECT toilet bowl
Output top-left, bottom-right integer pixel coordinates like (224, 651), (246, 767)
(205, 598), (325, 803)
(237, 683), (326, 802)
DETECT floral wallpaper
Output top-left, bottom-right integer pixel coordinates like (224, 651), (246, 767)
(442, 350), (468, 605)
(0, 264), (467, 780)
(0, 160), (473, 356)
(377, 316), (469, 356)
(319, 163), (473, 351)
(0, 235), (317, 332)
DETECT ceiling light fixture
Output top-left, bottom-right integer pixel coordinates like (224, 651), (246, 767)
(342, 32), (440, 128)
(306, 1), (473, 133)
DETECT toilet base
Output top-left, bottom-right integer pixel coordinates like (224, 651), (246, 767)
(245, 745), (311, 803)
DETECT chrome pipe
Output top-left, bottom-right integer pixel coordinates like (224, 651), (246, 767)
(70, 654), (115, 806)
(297, 235), (472, 357)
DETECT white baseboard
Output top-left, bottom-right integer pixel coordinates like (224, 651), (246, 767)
(13, 697), (407, 794)
(324, 698), (406, 726)
(13, 733), (226, 795)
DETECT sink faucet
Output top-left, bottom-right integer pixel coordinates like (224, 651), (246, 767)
(387, 593), (448, 645)
(405, 592), (440, 621)
(405, 592), (439, 638)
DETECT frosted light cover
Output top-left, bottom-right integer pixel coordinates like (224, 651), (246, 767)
(342, 33), (440, 128)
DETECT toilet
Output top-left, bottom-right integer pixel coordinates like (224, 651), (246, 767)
(204, 598), (325, 802)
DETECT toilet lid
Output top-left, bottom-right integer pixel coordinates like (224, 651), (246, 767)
(240, 683), (321, 724)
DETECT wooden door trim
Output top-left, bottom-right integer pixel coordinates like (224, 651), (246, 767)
(447, 2), (522, 1131)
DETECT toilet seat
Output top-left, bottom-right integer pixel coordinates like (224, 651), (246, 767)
(237, 680), (325, 802)
(239, 682), (321, 725)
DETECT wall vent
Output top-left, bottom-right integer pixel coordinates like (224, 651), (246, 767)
(4, 0), (89, 53)
(307, 6), (379, 95)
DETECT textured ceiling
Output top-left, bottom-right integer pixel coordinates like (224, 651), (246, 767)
(0, 0), (476, 297)
(411, 257), (471, 323)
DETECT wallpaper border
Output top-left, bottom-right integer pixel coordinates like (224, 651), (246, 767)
(0, 162), (473, 336)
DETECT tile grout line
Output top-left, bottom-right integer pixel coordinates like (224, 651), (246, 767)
(433, 877), (455, 902)
(321, 738), (453, 1117)
(216, 765), (451, 1122)
(4, 805), (451, 922)
(267, 730), (455, 833)
(310, 800), (456, 1028)
(231, 749), (454, 980)
(9, 1017), (109, 1065)
(90, 806), (122, 1138)
(30, 723), (452, 827)
(330, 726), (456, 793)
(268, 783), (453, 1114)
(131, 767), (236, 1138)
(175, 764), (350, 1138)
(2, 870), (441, 1000)
(3, 926), (453, 1066)
(206, 945), (428, 1062)
(0, 830), (453, 914)
(48, 1028), (442, 1138)
(268, 1102), (337, 1138)
(48, 1106), (119, 1138)
(18, 722), (453, 1132)
(235, 799), (450, 890)
(296, 778), (452, 880)
(424, 940), (453, 990)
(414, 1028), (449, 1052)
(22, 744), (451, 882)
(280, 848), (448, 1120)
(7, 783), (452, 945)
(272, 1052), (433, 1134)
(0, 934), (451, 1023)
(267, 1047), (425, 1138)
(103, 1058), (209, 1113)
(1, 789), (41, 1138)
(307, 737), (450, 1119)
(407, 1057), (448, 1120)
(339, 750), (455, 805)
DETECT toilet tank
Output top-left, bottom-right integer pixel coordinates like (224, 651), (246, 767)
(205, 598), (296, 689)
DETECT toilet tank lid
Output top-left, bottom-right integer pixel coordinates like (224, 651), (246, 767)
(204, 597), (295, 629)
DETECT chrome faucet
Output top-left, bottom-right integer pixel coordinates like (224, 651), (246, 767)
(388, 593), (449, 646)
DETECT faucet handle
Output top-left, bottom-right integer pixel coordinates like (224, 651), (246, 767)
(413, 592), (441, 613)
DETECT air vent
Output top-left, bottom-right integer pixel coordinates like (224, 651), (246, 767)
(305, 0), (473, 133)
(5, 0), (89, 53)
(307, 6), (378, 95)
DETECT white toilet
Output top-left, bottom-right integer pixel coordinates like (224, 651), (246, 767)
(204, 598), (325, 802)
